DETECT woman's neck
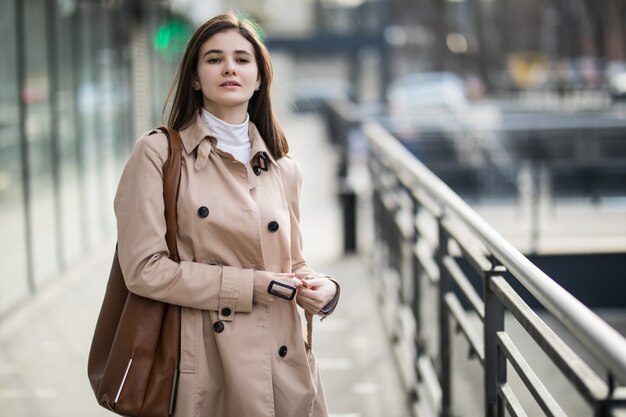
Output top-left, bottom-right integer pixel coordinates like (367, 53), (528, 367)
(202, 103), (248, 125)
(200, 108), (251, 161)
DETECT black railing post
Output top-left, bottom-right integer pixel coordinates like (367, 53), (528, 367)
(484, 261), (506, 417)
(410, 191), (423, 351)
(436, 214), (452, 417)
(399, 182), (414, 305)
(410, 191), (423, 406)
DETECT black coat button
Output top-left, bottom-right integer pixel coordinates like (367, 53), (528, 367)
(197, 206), (209, 218)
(278, 345), (288, 357)
(268, 221), (279, 233)
(221, 308), (232, 317)
(253, 165), (262, 176)
(213, 321), (224, 333)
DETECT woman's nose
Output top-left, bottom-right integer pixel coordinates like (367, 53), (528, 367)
(222, 59), (236, 75)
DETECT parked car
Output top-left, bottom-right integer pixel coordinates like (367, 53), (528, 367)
(607, 62), (626, 101)
(387, 71), (468, 117)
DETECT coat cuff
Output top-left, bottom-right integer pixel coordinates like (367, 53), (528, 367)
(219, 266), (253, 321)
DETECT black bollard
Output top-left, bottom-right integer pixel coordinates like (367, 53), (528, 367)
(339, 180), (357, 254)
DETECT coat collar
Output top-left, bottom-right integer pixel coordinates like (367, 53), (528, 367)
(178, 113), (279, 170)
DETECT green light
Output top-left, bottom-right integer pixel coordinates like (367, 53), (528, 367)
(154, 19), (193, 60)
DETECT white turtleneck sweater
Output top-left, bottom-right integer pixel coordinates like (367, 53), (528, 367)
(201, 108), (252, 164)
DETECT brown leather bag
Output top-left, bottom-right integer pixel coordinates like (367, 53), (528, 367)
(88, 127), (183, 417)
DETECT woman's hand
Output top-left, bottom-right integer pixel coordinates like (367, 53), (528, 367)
(296, 278), (337, 316)
(253, 271), (301, 306)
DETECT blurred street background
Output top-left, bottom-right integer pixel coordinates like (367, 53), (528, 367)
(1, 0), (626, 416)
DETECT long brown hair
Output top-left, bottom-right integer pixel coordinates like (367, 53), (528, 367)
(163, 13), (288, 158)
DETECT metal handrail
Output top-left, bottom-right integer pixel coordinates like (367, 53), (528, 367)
(364, 120), (626, 385)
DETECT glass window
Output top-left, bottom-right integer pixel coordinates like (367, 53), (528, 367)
(109, 5), (134, 174)
(75, 1), (102, 247)
(56, 3), (83, 264)
(0, 0), (29, 316)
(94, 3), (125, 237)
(23, 0), (60, 287)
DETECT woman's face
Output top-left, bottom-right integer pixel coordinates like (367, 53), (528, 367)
(194, 30), (260, 121)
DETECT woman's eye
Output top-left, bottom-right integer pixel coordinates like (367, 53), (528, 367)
(236, 58), (249, 64)
(207, 58), (221, 63)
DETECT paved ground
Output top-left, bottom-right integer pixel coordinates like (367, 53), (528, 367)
(0, 114), (409, 417)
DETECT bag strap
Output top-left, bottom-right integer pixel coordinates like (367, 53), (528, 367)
(158, 127), (183, 263)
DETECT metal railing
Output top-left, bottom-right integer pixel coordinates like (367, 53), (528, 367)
(326, 99), (626, 416)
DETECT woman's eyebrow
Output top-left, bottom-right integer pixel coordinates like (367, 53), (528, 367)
(203, 49), (223, 57)
(203, 49), (253, 57)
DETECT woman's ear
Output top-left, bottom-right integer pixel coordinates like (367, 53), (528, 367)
(193, 77), (201, 91)
(255, 80), (261, 91)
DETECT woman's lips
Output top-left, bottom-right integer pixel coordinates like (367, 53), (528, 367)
(220, 81), (241, 87)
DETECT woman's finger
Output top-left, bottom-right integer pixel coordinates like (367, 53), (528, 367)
(296, 294), (323, 312)
(297, 288), (322, 301)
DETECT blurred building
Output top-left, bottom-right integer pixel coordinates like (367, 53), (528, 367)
(0, 0), (188, 319)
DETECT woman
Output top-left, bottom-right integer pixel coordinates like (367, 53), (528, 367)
(114, 12), (340, 417)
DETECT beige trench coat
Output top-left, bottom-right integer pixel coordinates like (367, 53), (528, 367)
(114, 114), (339, 417)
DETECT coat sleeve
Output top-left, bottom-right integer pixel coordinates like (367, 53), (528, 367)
(114, 132), (253, 313)
(284, 158), (340, 317)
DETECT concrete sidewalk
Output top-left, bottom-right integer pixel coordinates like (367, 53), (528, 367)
(0, 114), (408, 417)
